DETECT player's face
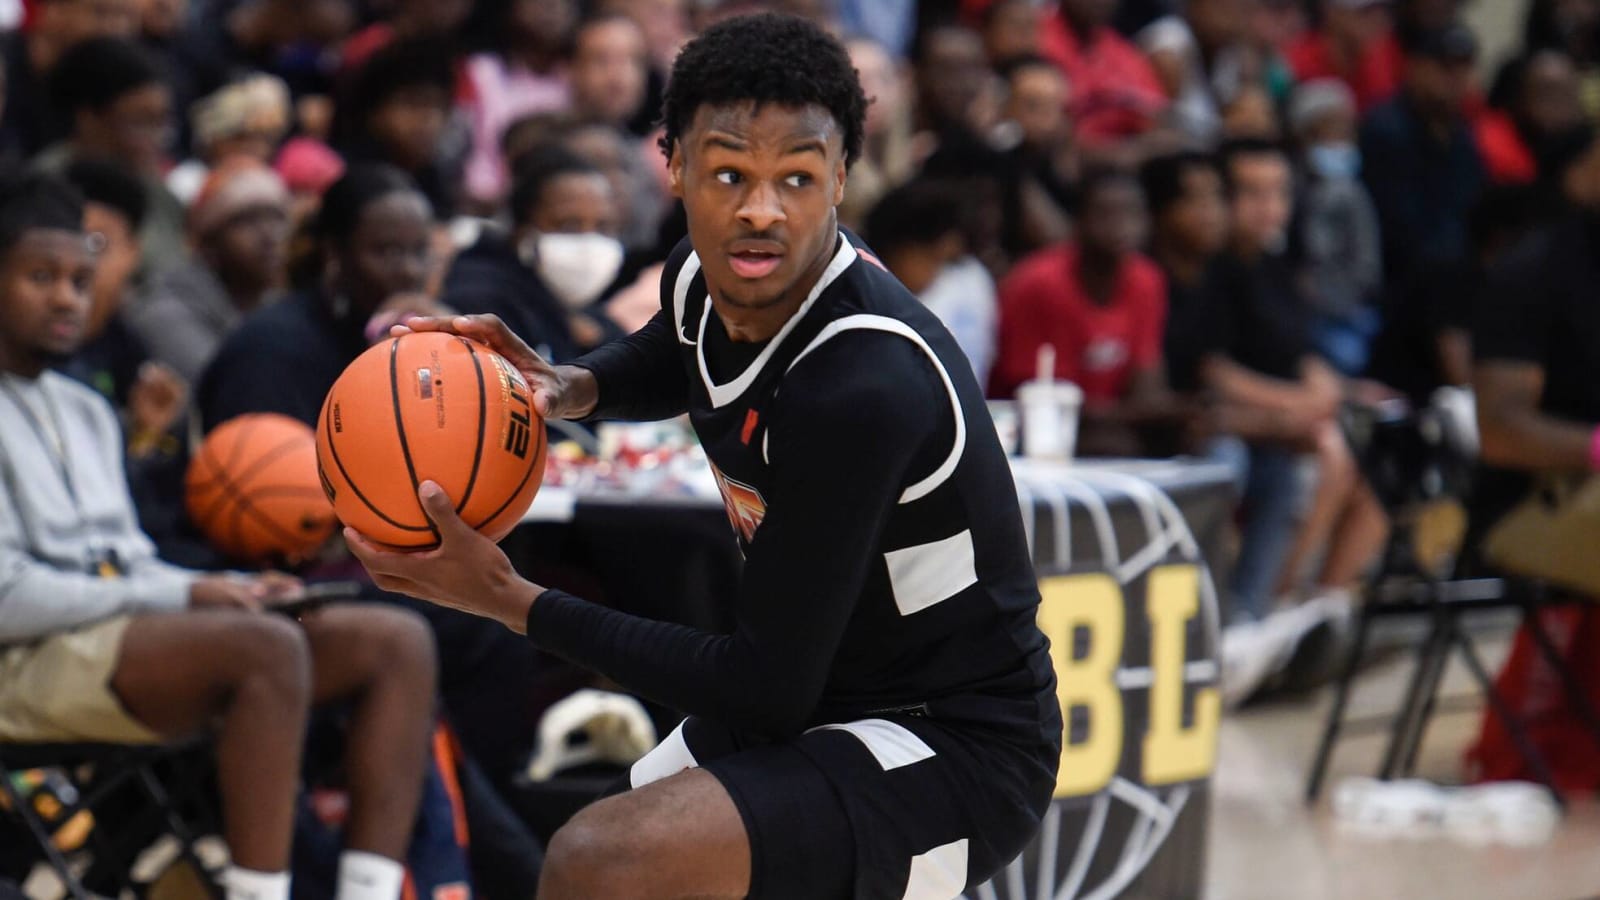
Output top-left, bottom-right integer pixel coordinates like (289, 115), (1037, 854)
(0, 230), (95, 375)
(671, 102), (847, 312)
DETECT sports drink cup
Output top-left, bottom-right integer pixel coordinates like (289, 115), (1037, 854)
(1017, 345), (1082, 462)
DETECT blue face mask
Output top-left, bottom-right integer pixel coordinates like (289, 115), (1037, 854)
(1308, 142), (1362, 180)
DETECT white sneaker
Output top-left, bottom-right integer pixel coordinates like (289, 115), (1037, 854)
(1221, 617), (1299, 708)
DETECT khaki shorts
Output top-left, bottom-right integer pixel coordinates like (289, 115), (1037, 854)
(0, 615), (162, 744)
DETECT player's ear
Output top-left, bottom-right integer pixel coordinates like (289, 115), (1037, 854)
(668, 142), (685, 198)
(832, 157), (846, 206)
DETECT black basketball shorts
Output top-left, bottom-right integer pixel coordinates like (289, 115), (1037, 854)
(625, 713), (1058, 899)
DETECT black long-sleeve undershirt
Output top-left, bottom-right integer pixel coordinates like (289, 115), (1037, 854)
(526, 333), (944, 737)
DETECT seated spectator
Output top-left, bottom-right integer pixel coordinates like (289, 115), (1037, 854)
(0, 0), (140, 161)
(1476, 49), (1586, 186)
(1211, 140), (1389, 700)
(1140, 150), (1230, 405)
(0, 171), (435, 900)
(198, 164), (439, 429)
(990, 168), (1178, 456)
(997, 55), (1078, 211)
(127, 158), (291, 384)
(167, 74), (292, 205)
(1286, 0), (1403, 113)
(1360, 20), (1485, 287)
(56, 159), (200, 561)
(568, 12), (650, 133)
(333, 37), (463, 218)
(864, 178), (998, 385)
(562, 119), (668, 256)
(42, 36), (186, 274)
(1288, 79), (1383, 376)
(982, 0), (1042, 63)
(57, 159), (157, 412)
(444, 146), (624, 363)
(1039, 0), (1168, 146)
(1138, 0), (1257, 146)
(460, 0), (578, 207)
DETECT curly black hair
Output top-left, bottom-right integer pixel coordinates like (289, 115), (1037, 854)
(657, 13), (867, 169)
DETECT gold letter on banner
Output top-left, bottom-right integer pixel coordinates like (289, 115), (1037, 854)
(1142, 564), (1220, 785)
(1038, 573), (1124, 798)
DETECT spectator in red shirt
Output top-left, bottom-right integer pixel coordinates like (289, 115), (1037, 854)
(1039, 0), (1169, 145)
(991, 168), (1177, 454)
(1285, 0), (1403, 112)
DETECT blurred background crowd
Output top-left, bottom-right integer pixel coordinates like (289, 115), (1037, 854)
(6, 0), (1600, 895)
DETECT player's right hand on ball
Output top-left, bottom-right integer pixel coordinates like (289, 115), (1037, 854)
(393, 314), (597, 420)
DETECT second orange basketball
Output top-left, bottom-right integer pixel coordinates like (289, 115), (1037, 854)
(316, 331), (547, 549)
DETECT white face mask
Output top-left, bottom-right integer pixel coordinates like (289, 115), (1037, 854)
(520, 232), (626, 311)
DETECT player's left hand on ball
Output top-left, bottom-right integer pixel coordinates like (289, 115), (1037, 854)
(344, 480), (539, 634)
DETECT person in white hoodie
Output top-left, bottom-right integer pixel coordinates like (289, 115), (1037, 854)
(0, 172), (436, 900)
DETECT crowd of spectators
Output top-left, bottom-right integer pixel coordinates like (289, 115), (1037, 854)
(6, 0), (1600, 894)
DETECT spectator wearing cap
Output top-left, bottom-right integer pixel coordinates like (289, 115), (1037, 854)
(1288, 78), (1382, 376)
(0, 0), (140, 160)
(1039, 0), (1169, 145)
(126, 158), (291, 384)
(1286, 0), (1403, 113)
(274, 136), (345, 234)
(166, 74), (291, 205)
(1359, 20), (1485, 287)
(39, 35), (186, 275)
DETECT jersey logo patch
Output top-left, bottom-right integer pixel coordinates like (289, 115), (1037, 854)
(710, 462), (767, 544)
(740, 409), (760, 445)
(856, 248), (888, 271)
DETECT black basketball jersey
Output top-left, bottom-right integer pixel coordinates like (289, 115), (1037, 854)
(528, 231), (1058, 743)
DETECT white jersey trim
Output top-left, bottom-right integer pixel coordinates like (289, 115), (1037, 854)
(629, 720), (698, 788)
(695, 233), (858, 409)
(883, 530), (979, 617)
(672, 251), (703, 346)
(902, 838), (969, 900)
(785, 314), (967, 504)
(809, 718), (936, 770)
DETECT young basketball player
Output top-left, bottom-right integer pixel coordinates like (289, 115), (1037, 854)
(351, 13), (1061, 898)
(0, 172), (437, 900)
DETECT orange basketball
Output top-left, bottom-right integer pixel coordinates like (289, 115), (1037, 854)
(315, 331), (546, 549)
(187, 413), (338, 564)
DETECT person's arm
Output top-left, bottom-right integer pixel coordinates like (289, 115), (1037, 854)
(0, 450), (193, 643)
(567, 309), (691, 422)
(348, 334), (943, 738)
(1470, 232), (1592, 471)
(1474, 361), (1593, 471)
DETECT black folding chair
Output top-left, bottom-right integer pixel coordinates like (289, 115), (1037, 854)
(1304, 403), (1600, 804)
(0, 740), (223, 899)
